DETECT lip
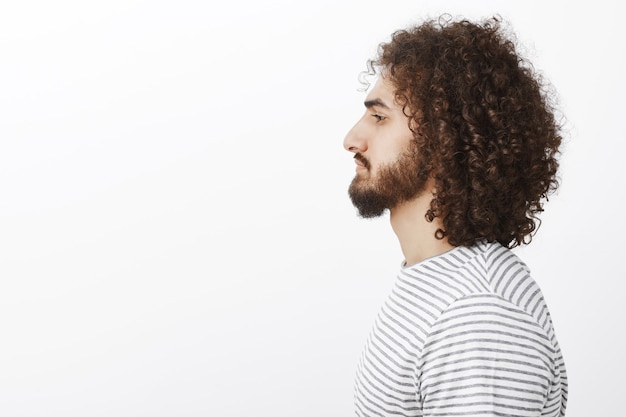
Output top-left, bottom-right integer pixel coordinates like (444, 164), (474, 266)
(353, 153), (370, 172)
(354, 160), (366, 171)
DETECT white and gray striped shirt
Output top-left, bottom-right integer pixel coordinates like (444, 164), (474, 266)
(354, 240), (567, 417)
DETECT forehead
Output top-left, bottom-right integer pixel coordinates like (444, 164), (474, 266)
(366, 75), (401, 109)
(367, 74), (396, 99)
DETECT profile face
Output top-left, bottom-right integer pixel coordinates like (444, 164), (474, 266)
(343, 75), (429, 217)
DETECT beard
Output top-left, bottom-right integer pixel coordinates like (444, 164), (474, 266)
(348, 143), (430, 218)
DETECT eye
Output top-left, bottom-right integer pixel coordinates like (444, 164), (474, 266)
(372, 113), (386, 122)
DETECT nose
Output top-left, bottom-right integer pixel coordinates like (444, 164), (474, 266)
(343, 117), (367, 153)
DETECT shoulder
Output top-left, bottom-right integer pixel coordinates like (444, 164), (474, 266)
(423, 293), (554, 359)
(417, 293), (562, 415)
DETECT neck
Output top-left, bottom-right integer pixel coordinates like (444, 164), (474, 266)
(389, 190), (454, 266)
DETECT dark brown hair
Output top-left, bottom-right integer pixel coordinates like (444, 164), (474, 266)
(372, 15), (563, 248)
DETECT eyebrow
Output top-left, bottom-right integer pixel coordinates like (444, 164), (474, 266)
(364, 98), (390, 110)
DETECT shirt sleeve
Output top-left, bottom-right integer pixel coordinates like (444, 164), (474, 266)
(418, 294), (560, 417)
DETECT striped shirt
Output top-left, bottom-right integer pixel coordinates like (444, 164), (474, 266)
(354, 240), (567, 417)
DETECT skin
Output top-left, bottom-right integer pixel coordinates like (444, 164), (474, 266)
(343, 75), (454, 265)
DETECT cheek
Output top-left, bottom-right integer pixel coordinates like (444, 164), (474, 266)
(378, 138), (413, 165)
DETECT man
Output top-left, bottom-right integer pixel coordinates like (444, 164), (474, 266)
(344, 16), (568, 417)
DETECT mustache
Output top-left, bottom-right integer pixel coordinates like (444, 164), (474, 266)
(354, 153), (371, 170)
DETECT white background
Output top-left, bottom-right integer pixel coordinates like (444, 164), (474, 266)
(1, 1), (624, 416)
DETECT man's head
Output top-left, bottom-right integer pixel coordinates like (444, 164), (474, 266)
(345, 15), (563, 248)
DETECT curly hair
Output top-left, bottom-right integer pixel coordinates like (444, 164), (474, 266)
(370, 15), (563, 248)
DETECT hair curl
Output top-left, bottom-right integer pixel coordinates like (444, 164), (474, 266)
(371, 15), (563, 248)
